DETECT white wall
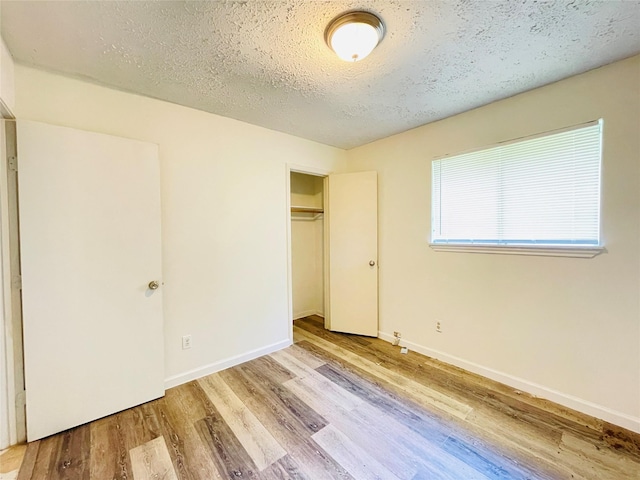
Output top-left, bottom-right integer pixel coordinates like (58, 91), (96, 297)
(0, 37), (15, 115)
(290, 173), (324, 318)
(13, 65), (346, 388)
(346, 55), (640, 432)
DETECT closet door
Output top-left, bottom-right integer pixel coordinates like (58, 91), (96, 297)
(17, 120), (164, 441)
(327, 171), (378, 336)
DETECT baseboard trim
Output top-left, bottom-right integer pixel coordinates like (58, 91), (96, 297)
(164, 339), (291, 390)
(378, 331), (640, 434)
(293, 310), (324, 320)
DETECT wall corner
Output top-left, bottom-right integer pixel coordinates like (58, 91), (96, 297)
(0, 37), (16, 118)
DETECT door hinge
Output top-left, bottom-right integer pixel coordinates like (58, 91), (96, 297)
(12, 274), (22, 290)
(8, 155), (17, 172)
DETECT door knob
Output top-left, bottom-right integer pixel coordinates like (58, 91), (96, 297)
(148, 280), (160, 290)
(369, 260), (376, 266)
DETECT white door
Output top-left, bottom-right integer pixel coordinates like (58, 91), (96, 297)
(17, 120), (164, 441)
(327, 171), (378, 336)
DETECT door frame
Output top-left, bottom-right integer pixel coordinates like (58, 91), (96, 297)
(285, 164), (331, 344)
(1, 116), (26, 447)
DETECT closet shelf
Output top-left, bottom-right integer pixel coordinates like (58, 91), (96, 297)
(291, 206), (324, 214)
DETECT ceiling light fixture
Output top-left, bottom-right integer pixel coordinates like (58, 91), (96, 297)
(325, 11), (385, 62)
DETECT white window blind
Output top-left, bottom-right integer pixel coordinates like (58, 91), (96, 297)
(431, 121), (602, 247)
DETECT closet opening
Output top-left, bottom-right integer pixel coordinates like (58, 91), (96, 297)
(289, 170), (327, 336)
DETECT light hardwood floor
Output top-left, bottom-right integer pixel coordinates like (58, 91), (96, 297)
(10, 315), (640, 479)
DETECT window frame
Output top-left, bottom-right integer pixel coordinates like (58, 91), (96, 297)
(429, 120), (605, 258)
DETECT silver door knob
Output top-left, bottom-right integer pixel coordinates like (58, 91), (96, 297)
(369, 260), (376, 266)
(148, 281), (160, 290)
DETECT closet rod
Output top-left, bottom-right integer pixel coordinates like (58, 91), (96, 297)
(291, 206), (324, 213)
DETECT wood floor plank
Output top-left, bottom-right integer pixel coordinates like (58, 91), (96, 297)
(413, 353), (604, 433)
(256, 454), (307, 480)
(278, 374), (418, 477)
(195, 414), (259, 479)
(129, 436), (178, 480)
(295, 332), (567, 480)
(302, 316), (558, 440)
(304, 316), (606, 440)
(440, 435), (525, 480)
(272, 351), (363, 411)
(218, 368), (353, 480)
(243, 356), (297, 384)
(464, 401), (591, 478)
(285, 343), (327, 369)
(27, 432), (60, 479)
(602, 421), (640, 460)
(557, 431), (640, 480)
(315, 362), (451, 444)
(160, 384), (224, 480)
(298, 323), (587, 478)
(15, 442), (39, 480)
(294, 326), (473, 419)
(230, 363), (327, 436)
(284, 375), (363, 415)
(302, 315), (325, 328)
(285, 440), (355, 480)
(89, 415), (131, 480)
(0, 444), (27, 475)
(283, 363), (490, 479)
(215, 355), (349, 480)
(300, 318), (596, 458)
(299, 341), (567, 480)
(116, 403), (157, 452)
(43, 425), (92, 480)
(140, 402), (192, 480)
(269, 349), (321, 380)
(312, 425), (402, 480)
(197, 374), (286, 470)
(317, 359), (559, 480)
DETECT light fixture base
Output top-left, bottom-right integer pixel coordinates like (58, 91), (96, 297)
(325, 11), (385, 62)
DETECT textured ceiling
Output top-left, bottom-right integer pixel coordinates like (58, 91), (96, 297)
(1, 1), (639, 149)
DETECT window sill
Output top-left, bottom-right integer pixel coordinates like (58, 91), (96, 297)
(428, 244), (605, 258)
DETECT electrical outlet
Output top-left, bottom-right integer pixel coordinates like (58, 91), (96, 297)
(436, 321), (442, 333)
(393, 331), (402, 338)
(182, 335), (192, 349)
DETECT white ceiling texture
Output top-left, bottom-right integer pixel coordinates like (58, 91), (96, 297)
(1, 1), (639, 149)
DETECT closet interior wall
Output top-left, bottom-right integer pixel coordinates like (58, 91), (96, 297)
(290, 172), (324, 320)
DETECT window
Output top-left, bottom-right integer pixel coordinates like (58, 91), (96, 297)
(431, 120), (603, 257)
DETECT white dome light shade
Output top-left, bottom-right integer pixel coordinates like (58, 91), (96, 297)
(325, 12), (385, 62)
(330, 22), (379, 62)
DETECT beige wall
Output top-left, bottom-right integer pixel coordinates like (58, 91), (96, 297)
(346, 55), (640, 432)
(0, 37), (15, 115)
(13, 65), (346, 387)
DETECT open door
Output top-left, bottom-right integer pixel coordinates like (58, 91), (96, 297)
(327, 171), (378, 336)
(17, 120), (164, 441)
